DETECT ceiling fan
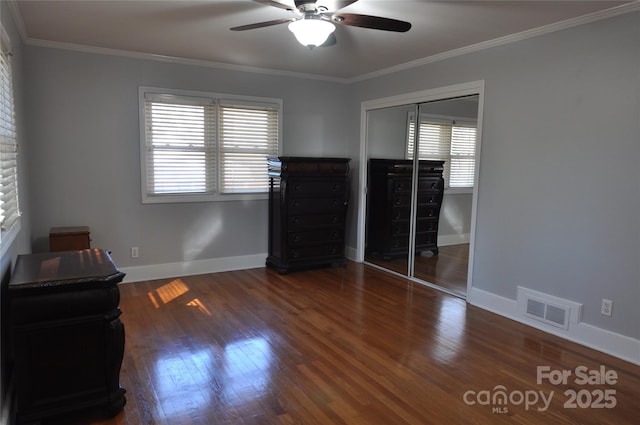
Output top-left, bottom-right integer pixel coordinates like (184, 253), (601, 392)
(230, 0), (411, 48)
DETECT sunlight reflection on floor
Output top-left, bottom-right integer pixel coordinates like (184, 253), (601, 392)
(433, 297), (466, 364)
(147, 279), (190, 308)
(152, 337), (274, 420)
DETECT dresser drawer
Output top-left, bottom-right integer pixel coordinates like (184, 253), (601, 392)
(416, 231), (437, 247)
(391, 205), (439, 221)
(391, 221), (410, 236)
(391, 206), (410, 221)
(288, 214), (344, 229)
(391, 194), (411, 207)
(419, 206), (440, 219)
(390, 178), (412, 193)
(417, 218), (438, 233)
(417, 193), (440, 205)
(418, 178), (443, 193)
(386, 232), (437, 253)
(392, 192), (441, 207)
(390, 219), (438, 237)
(289, 197), (346, 213)
(276, 160), (349, 176)
(288, 244), (343, 261)
(288, 180), (346, 196)
(288, 229), (343, 245)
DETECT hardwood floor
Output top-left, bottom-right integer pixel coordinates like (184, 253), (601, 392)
(366, 243), (469, 295)
(47, 262), (639, 425)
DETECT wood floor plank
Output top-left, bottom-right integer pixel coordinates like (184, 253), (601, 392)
(44, 262), (639, 425)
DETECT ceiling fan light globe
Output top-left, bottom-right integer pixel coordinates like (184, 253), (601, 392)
(288, 19), (336, 47)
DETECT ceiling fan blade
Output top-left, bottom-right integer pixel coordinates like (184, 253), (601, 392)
(230, 18), (296, 31)
(254, 0), (296, 12)
(331, 13), (411, 32)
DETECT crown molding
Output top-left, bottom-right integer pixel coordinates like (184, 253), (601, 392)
(15, 0), (640, 84)
(23, 38), (350, 84)
(348, 1), (640, 83)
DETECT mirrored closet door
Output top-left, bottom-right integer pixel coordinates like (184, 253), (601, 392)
(364, 95), (480, 297)
(364, 104), (417, 276)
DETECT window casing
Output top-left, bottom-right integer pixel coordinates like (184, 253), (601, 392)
(0, 26), (20, 251)
(139, 87), (281, 203)
(407, 113), (477, 190)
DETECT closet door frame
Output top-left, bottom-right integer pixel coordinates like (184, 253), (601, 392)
(357, 80), (485, 297)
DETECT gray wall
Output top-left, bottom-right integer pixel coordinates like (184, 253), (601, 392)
(23, 47), (352, 268)
(349, 12), (640, 339)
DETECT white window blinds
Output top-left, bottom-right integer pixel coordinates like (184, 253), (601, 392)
(407, 114), (476, 188)
(0, 28), (19, 234)
(449, 124), (476, 188)
(144, 94), (216, 195)
(219, 102), (279, 194)
(140, 88), (281, 202)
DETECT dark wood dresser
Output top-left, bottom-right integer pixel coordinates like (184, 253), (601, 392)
(266, 156), (350, 274)
(366, 159), (444, 259)
(7, 249), (126, 423)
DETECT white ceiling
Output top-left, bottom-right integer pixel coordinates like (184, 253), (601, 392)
(10, 0), (637, 80)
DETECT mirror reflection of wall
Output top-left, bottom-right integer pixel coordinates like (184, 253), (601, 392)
(366, 104), (417, 277)
(364, 95), (479, 297)
(368, 105), (416, 160)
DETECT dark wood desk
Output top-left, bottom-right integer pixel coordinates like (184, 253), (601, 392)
(8, 249), (126, 423)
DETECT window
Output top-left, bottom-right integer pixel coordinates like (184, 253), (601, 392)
(407, 113), (476, 189)
(0, 26), (20, 249)
(140, 87), (281, 203)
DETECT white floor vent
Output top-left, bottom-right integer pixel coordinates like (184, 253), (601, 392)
(517, 287), (583, 331)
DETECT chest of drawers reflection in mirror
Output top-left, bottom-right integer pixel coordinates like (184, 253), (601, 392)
(367, 159), (444, 259)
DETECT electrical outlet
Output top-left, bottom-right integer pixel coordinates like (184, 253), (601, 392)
(131, 247), (139, 258)
(601, 299), (613, 317)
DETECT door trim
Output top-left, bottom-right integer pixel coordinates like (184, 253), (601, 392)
(357, 80), (485, 297)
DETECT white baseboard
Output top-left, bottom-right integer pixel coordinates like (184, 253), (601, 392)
(438, 233), (470, 246)
(119, 253), (267, 283)
(468, 286), (640, 366)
